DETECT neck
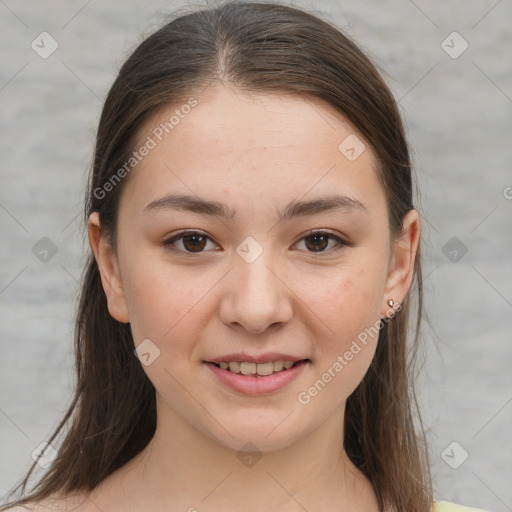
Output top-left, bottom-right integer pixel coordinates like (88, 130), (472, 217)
(88, 393), (378, 512)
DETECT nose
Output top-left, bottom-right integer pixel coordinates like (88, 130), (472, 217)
(218, 248), (294, 334)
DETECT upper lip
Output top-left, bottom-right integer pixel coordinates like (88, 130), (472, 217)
(205, 352), (309, 364)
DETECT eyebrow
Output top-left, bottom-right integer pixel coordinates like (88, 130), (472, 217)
(143, 193), (366, 221)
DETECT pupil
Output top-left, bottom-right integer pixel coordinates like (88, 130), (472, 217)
(184, 234), (206, 252)
(306, 234), (328, 252)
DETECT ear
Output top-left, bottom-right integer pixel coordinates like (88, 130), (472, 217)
(382, 209), (420, 316)
(88, 212), (130, 323)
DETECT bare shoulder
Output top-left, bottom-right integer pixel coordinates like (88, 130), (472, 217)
(2, 506), (38, 511)
(2, 493), (90, 512)
(1, 504), (38, 511)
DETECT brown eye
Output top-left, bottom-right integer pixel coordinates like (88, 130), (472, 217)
(162, 231), (217, 254)
(304, 233), (329, 252)
(181, 234), (207, 252)
(296, 230), (346, 254)
(162, 229), (347, 256)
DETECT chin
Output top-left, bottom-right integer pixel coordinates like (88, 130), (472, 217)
(215, 430), (300, 454)
(201, 410), (308, 453)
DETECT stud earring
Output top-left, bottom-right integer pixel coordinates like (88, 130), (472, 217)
(387, 299), (395, 308)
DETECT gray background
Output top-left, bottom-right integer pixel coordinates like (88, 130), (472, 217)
(1, 0), (511, 510)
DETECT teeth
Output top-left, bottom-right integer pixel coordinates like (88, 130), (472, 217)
(218, 360), (299, 375)
(256, 362), (274, 376)
(228, 362), (241, 373)
(273, 360), (284, 372)
(240, 362), (257, 375)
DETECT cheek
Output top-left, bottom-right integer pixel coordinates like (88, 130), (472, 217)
(295, 267), (384, 408)
(297, 259), (385, 341)
(294, 254), (387, 398)
(120, 249), (210, 347)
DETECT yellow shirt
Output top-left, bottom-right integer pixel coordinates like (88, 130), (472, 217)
(434, 501), (489, 512)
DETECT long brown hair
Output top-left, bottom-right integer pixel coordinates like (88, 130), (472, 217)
(1, 2), (431, 510)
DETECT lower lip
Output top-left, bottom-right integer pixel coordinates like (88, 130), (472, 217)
(204, 360), (309, 395)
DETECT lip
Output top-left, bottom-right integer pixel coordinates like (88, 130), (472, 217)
(204, 359), (309, 395)
(206, 352), (306, 364)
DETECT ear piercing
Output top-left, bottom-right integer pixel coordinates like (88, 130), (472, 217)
(384, 299), (398, 319)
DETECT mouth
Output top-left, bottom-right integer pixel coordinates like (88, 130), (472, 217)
(204, 358), (310, 395)
(207, 359), (310, 377)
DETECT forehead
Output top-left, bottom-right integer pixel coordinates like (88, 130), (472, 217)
(120, 85), (384, 218)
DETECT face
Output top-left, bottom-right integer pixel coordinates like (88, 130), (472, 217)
(89, 84), (419, 452)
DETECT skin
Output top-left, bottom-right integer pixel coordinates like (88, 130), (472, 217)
(36, 83), (420, 512)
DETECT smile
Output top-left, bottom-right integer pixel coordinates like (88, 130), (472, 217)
(213, 360), (299, 376)
(204, 359), (310, 395)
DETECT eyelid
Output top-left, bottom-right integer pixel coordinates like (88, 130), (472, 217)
(300, 228), (347, 242)
(161, 228), (351, 255)
(161, 229), (219, 256)
(293, 229), (351, 253)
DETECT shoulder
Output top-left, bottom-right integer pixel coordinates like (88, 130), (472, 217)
(2, 493), (89, 512)
(1, 507), (34, 511)
(1, 504), (44, 511)
(1, 506), (35, 511)
(434, 500), (491, 512)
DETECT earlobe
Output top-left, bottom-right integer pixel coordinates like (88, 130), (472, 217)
(382, 209), (421, 314)
(88, 212), (130, 323)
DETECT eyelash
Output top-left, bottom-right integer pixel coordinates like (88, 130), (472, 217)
(161, 229), (349, 256)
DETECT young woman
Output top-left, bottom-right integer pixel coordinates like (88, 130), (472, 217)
(1, 2), (490, 511)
